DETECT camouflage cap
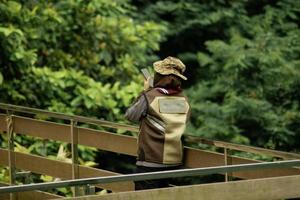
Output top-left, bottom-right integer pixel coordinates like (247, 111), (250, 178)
(153, 56), (187, 80)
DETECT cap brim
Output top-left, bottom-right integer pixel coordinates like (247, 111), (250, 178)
(174, 72), (187, 80)
(154, 64), (187, 80)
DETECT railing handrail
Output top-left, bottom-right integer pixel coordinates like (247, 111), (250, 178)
(183, 135), (300, 160)
(1, 103), (300, 160)
(0, 160), (299, 194)
(0, 103), (138, 132)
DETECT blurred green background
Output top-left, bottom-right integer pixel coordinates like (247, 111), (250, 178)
(0, 0), (299, 177)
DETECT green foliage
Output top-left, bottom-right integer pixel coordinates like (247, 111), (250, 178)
(13, 67), (141, 121)
(186, 0), (300, 151)
(0, 167), (9, 183)
(0, 0), (166, 120)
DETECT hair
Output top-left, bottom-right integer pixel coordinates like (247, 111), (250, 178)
(153, 73), (182, 88)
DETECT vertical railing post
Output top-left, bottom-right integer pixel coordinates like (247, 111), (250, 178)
(6, 111), (16, 200)
(71, 119), (79, 196)
(224, 147), (232, 182)
(84, 184), (95, 195)
(42, 139), (48, 157)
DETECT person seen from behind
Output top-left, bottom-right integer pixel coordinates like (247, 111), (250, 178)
(125, 56), (190, 190)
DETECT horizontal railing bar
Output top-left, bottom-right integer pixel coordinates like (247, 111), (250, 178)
(184, 134), (300, 160)
(9, 115), (137, 156)
(60, 175), (300, 200)
(1, 103), (299, 160)
(183, 147), (300, 179)
(1, 160), (299, 194)
(0, 103), (138, 132)
(0, 182), (63, 199)
(0, 148), (135, 192)
(1, 108), (300, 179)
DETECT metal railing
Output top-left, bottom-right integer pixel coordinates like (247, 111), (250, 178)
(183, 135), (300, 160)
(0, 103), (138, 132)
(0, 103), (141, 198)
(0, 160), (299, 194)
(1, 103), (299, 160)
(1, 102), (300, 199)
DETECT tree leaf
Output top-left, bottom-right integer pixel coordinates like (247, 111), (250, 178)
(0, 73), (3, 85)
(7, 1), (22, 14)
